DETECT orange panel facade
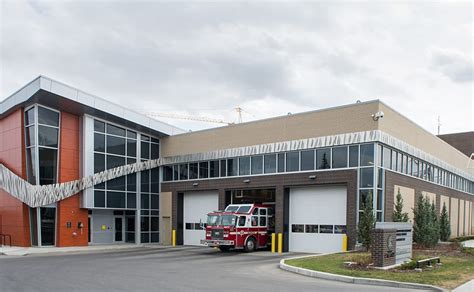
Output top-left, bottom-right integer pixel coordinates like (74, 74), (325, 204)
(0, 109), (31, 247)
(56, 112), (89, 247)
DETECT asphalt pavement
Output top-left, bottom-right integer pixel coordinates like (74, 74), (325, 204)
(0, 246), (430, 292)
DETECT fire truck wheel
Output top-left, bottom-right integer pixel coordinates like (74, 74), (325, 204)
(218, 246), (231, 252)
(244, 237), (257, 252)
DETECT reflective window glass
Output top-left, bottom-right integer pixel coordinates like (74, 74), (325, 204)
(151, 168), (160, 193)
(264, 154), (276, 174)
(94, 133), (105, 152)
(251, 156), (263, 174)
(360, 144), (374, 166)
(26, 126), (35, 146)
(383, 147), (391, 169)
(306, 225), (318, 233)
(163, 165), (173, 181)
(127, 139), (136, 157)
(300, 150), (315, 171)
(127, 193), (136, 208)
(107, 136), (125, 155)
(94, 120), (105, 132)
(106, 155), (125, 169)
(141, 194), (149, 209)
(38, 148), (57, 185)
(210, 160), (219, 178)
(316, 149), (331, 169)
(220, 160), (227, 177)
(26, 148), (36, 184)
(141, 170), (150, 192)
(94, 191), (105, 207)
(38, 126), (58, 147)
(360, 167), (374, 188)
(359, 189), (373, 208)
(25, 108), (35, 126)
(227, 158), (237, 176)
(239, 157), (250, 175)
(332, 146), (348, 168)
(107, 191), (125, 208)
(189, 163), (198, 179)
(127, 174), (136, 191)
(151, 194), (159, 210)
(277, 153), (285, 172)
(151, 143), (159, 159)
(349, 145), (359, 167)
(106, 124), (125, 136)
(141, 141), (150, 159)
(286, 152), (299, 172)
(199, 162), (209, 178)
(320, 225), (334, 234)
(179, 164), (188, 180)
(108, 176), (126, 191)
(127, 130), (137, 139)
(94, 153), (105, 173)
(38, 107), (59, 127)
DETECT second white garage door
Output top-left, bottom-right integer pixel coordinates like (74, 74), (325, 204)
(289, 185), (347, 253)
(183, 191), (219, 246)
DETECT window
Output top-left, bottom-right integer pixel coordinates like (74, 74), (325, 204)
(291, 224), (304, 233)
(107, 124), (126, 136)
(179, 164), (188, 180)
(277, 153), (285, 172)
(163, 165), (173, 181)
(360, 144), (374, 166)
(359, 189), (373, 208)
(332, 146), (348, 168)
(286, 152), (299, 172)
(305, 225), (318, 233)
(316, 148), (331, 169)
(238, 216), (246, 227)
(38, 147), (57, 185)
(38, 106), (59, 127)
(107, 191), (125, 208)
(210, 160), (219, 178)
(199, 162), (209, 178)
(220, 160), (227, 177)
(349, 145), (359, 167)
(264, 154), (276, 173)
(334, 225), (347, 234)
(251, 216), (258, 226)
(38, 126), (58, 147)
(383, 147), (391, 169)
(107, 136), (126, 155)
(300, 150), (315, 171)
(239, 157), (250, 175)
(189, 163), (198, 179)
(319, 225), (334, 234)
(227, 158), (237, 176)
(259, 217), (266, 226)
(251, 156), (263, 174)
(360, 167), (374, 188)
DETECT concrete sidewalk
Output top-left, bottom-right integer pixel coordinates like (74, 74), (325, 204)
(461, 240), (474, 248)
(0, 243), (151, 256)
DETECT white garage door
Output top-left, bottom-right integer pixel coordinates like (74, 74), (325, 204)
(289, 185), (347, 253)
(184, 191), (219, 246)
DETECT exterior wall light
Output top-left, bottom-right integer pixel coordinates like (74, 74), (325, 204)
(192, 182), (199, 187)
(308, 175), (316, 180)
(243, 179), (251, 183)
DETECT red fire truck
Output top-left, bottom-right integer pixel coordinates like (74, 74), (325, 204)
(200, 203), (274, 252)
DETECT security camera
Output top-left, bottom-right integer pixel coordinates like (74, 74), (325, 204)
(372, 111), (385, 121)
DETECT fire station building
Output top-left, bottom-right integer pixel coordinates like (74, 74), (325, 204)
(1, 76), (473, 253)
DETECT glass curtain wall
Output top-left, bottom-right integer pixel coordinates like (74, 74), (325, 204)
(24, 105), (60, 246)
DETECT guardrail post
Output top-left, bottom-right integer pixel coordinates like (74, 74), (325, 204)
(271, 233), (276, 253)
(277, 233), (283, 254)
(172, 230), (176, 247)
(342, 234), (348, 251)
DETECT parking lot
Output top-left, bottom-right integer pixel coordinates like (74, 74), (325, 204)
(0, 246), (425, 291)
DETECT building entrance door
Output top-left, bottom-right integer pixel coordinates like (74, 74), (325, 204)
(114, 217), (124, 243)
(40, 207), (56, 246)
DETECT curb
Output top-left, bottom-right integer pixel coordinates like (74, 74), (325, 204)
(279, 254), (447, 292)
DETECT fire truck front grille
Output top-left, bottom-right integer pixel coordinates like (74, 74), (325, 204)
(211, 229), (224, 240)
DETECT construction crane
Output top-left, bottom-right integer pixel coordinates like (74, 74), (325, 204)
(142, 112), (235, 125)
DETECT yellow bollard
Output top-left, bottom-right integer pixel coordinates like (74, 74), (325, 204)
(172, 230), (176, 247)
(271, 233), (276, 253)
(277, 233), (283, 254)
(342, 234), (347, 252)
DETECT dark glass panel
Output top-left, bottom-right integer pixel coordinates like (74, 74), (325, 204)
(305, 225), (318, 233)
(127, 192), (136, 209)
(189, 163), (198, 179)
(316, 149), (331, 169)
(141, 135), (150, 141)
(199, 162), (209, 179)
(141, 194), (149, 209)
(26, 148), (36, 184)
(360, 167), (374, 188)
(40, 207), (56, 246)
(291, 224), (304, 233)
(251, 156), (263, 174)
(377, 168), (383, 188)
(94, 191), (105, 207)
(277, 153), (285, 172)
(106, 155), (125, 169)
(151, 194), (159, 210)
(179, 164), (188, 180)
(151, 137), (160, 143)
(107, 135), (126, 156)
(334, 225), (347, 234)
(38, 148), (57, 185)
(96, 182), (105, 189)
(360, 144), (374, 166)
(38, 107), (59, 127)
(209, 160), (219, 178)
(163, 165), (173, 181)
(94, 153), (105, 173)
(151, 168), (159, 193)
(141, 141), (150, 159)
(127, 139), (136, 157)
(141, 232), (150, 243)
(38, 126), (58, 147)
(141, 170), (150, 192)
(141, 216), (150, 231)
(151, 143), (159, 159)
(26, 126), (35, 147)
(173, 165), (179, 180)
(332, 146), (348, 169)
(151, 217), (159, 231)
(239, 157), (250, 175)
(391, 151), (397, 171)
(127, 158), (136, 165)
(94, 133), (105, 152)
(377, 190), (383, 211)
(359, 189), (373, 209)
(127, 130), (137, 139)
(94, 120), (105, 132)
(25, 108), (35, 126)
(227, 158), (237, 176)
(106, 124), (125, 136)
(320, 225), (334, 234)
(286, 152), (299, 172)
(107, 191), (125, 208)
(151, 232), (159, 242)
(383, 147), (391, 169)
(300, 150), (315, 171)
(349, 145), (359, 167)
(220, 160), (227, 177)
(264, 154), (276, 174)
(127, 174), (136, 191)
(108, 176), (126, 191)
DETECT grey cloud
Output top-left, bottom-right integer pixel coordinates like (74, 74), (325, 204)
(429, 47), (473, 83)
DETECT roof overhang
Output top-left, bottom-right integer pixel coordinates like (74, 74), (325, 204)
(0, 76), (185, 137)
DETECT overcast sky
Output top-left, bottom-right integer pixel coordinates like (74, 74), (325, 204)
(1, 0), (473, 133)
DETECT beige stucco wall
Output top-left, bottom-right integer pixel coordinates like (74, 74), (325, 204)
(470, 202), (473, 235)
(395, 185), (415, 222)
(378, 103), (473, 176)
(159, 191), (172, 245)
(459, 200), (465, 236)
(464, 201), (470, 236)
(450, 198), (459, 238)
(162, 101), (380, 157)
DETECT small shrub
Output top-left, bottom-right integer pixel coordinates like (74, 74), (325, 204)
(358, 195), (375, 251)
(393, 188), (409, 222)
(400, 259), (417, 270)
(449, 236), (474, 243)
(347, 253), (372, 266)
(439, 202), (450, 241)
(413, 196), (439, 247)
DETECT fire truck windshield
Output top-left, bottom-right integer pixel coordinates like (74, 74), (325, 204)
(206, 215), (237, 226)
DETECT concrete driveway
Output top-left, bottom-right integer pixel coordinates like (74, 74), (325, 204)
(0, 246), (429, 292)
